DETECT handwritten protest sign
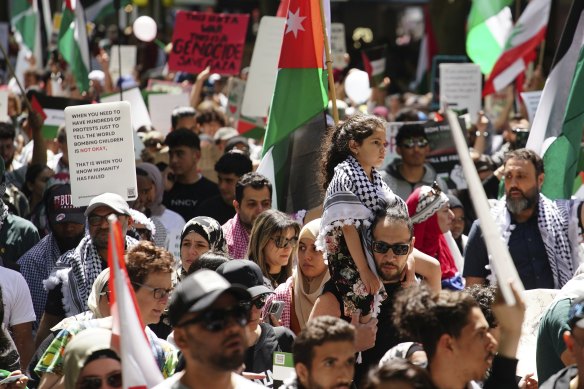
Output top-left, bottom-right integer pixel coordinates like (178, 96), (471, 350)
(520, 91), (542, 123)
(65, 101), (137, 206)
(439, 63), (482, 122)
(330, 23), (347, 69)
(169, 11), (249, 75)
(109, 45), (137, 82)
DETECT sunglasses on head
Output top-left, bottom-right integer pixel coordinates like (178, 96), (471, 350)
(271, 236), (298, 249)
(372, 240), (410, 256)
(178, 304), (250, 332)
(400, 138), (429, 149)
(78, 372), (122, 389)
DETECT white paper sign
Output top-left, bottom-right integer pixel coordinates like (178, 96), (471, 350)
(109, 45), (137, 82)
(148, 93), (190, 135)
(0, 91), (8, 122)
(330, 23), (347, 69)
(241, 16), (286, 118)
(520, 91), (542, 124)
(0, 23), (8, 60)
(65, 101), (138, 206)
(226, 77), (246, 124)
(439, 63), (482, 122)
(101, 87), (152, 130)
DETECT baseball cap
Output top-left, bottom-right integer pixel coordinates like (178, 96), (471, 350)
(216, 260), (273, 299)
(167, 269), (250, 327)
(46, 184), (85, 224)
(84, 192), (131, 217)
(568, 297), (584, 329)
(214, 127), (239, 142)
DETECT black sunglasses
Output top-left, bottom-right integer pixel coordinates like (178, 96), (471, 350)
(400, 138), (428, 149)
(78, 372), (122, 389)
(372, 241), (410, 256)
(177, 304), (250, 332)
(271, 236), (298, 249)
(250, 294), (269, 309)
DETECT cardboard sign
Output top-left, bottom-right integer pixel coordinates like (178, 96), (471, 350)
(109, 45), (137, 82)
(330, 23), (347, 69)
(520, 90), (542, 124)
(439, 63), (482, 122)
(226, 77), (246, 124)
(241, 16), (285, 118)
(169, 11), (250, 75)
(148, 93), (190, 135)
(65, 101), (138, 206)
(101, 88), (152, 130)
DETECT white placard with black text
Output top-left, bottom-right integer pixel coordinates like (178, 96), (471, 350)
(439, 63), (482, 122)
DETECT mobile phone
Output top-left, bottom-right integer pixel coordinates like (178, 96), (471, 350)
(0, 374), (26, 385)
(266, 300), (285, 323)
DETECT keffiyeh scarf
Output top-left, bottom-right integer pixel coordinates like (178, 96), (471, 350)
(0, 182), (9, 233)
(490, 194), (580, 288)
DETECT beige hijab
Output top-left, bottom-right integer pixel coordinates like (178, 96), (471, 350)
(293, 218), (330, 330)
(87, 268), (110, 319)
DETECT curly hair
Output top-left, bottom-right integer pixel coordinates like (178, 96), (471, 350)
(318, 114), (386, 193)
(126, 241), (174, 288)
(363, 359), (437, 389)
(465, 284), (498, 329)
(392, 284), (478, 360)
(293, 315), (355, 368)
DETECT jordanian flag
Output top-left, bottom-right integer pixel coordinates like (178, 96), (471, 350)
(85, 0), (131, 22)
(362, 45), (387, 87)
(525, 0), (584, 199)
(483, 0), (551, 96)
(466, 0), (513, 75)
(58, 0), (90, 93)
(257, 0), (328, 210)
(10, 0), (42, 64)
(27, 90), (87, 139)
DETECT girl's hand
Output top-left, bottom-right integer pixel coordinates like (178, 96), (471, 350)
(361, 268), (381, 294)
(400, 254), (416, 288)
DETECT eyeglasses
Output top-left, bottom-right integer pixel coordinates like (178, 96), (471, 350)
(98, 290), (111, 302)
(177, 304), (250, 332)
(88, 212), (123, 226)
(131, 282), (173, 300)
(372, 240), (410, 256)
(271, 236), (298, 249)
(400, 138), (428, 149)
(249, 294), (269, 309)
(78, 372), (122, 389)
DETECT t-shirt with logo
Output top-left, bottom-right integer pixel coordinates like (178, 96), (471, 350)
(162, 177), (219, 222)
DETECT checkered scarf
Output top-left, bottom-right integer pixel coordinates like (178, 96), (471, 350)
(0, 182), (8, 231)
(223, 215), (250, 259)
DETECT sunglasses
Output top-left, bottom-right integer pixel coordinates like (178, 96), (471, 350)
(249, 294), (269, 309)
(400, 138), (429, 149)
(271, 236), (298, 249)
(87, 212), (123, 226)
(132, 282), (173, 300)
(372, 240), (411, 256)
(177, 304), (250, 332)
(78, 372), (122, 389)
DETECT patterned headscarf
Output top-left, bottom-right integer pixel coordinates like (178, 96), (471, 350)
(181, 216), (227, 254)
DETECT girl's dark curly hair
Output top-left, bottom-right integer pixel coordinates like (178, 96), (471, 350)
(318, 114), (386, 194)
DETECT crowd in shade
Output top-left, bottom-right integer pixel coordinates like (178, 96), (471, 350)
(3, 0), (584, 388)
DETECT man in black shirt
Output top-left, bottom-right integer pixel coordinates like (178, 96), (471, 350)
(162, 129), (219, 221)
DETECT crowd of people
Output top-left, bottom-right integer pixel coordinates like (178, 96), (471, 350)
(1, 6), (584, 389)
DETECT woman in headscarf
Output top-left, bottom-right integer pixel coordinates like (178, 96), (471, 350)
(135, 163), (185, 259)
(178, 216), (227, 282)
(406, 184), (463, 291)
(262, 219), (330, 334)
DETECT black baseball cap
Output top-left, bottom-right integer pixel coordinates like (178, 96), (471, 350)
(216, 260), (273, 298)
(46, 184), (85, 225)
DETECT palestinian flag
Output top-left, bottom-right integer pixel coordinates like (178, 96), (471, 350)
(10, 0), (43, 65)
(525, 0), (584, 199)
(58, 0), (90, 93)
(362, 45), (387, 87)
(27, 90), (88, 139)
(483, 0), (551, 96)
(85, 0), (131, 22)
(237, 115), (265, 140)
(466, 0), (513, 75)
(414, 6), (438, 93)
(257, 0), (329, 210)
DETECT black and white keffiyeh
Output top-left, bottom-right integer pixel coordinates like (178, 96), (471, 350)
(0, 181), (9, 231)
(489, 194), (581, 288)
(44, 235), (138, 316)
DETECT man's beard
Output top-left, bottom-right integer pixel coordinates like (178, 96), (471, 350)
(55, 232), (85, 252)
(506, 187), (538, 215)
(375, 261), (403, 283)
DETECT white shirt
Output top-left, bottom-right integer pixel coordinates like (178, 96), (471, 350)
(0, 266), (36, 328)
(152, 371), (265, 389)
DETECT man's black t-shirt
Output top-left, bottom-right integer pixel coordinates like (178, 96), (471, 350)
(244, 322), (295, 389)
(194, 194), (235, 225)
(162, 177), (219, 221)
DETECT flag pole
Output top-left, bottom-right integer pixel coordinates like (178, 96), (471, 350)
(538, 39), (546, 69)
(318, 0), (339, 125)
(0, 42), (33, 112)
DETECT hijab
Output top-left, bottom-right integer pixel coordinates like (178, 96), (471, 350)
(136, 163), (165, 216)
(87, 268), (110, 319)
(181, 216), (227, 254)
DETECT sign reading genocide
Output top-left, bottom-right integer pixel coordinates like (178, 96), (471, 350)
(65, 101), (137, 206)
(169, 11), (250, 75)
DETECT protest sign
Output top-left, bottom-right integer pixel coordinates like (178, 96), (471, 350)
(0, 23), (8, 60)
(169, 11), (249, 75)
(109, 45), (137, 82)
(0, 91), (7, 122)
(147, 79), (192, 94)
(330, 23), (347, 69)
(520, 90), (542, 124)
(226, 77), (246, 124)
(430, 55), (468, 111)
(439, 63), (482, 122)
(148, 93), (189, 134)
(101, 87), (152, 130)
(65, 101), (137, 206)
(241, 16), (285, 118)
(27, 90), (88, 138)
